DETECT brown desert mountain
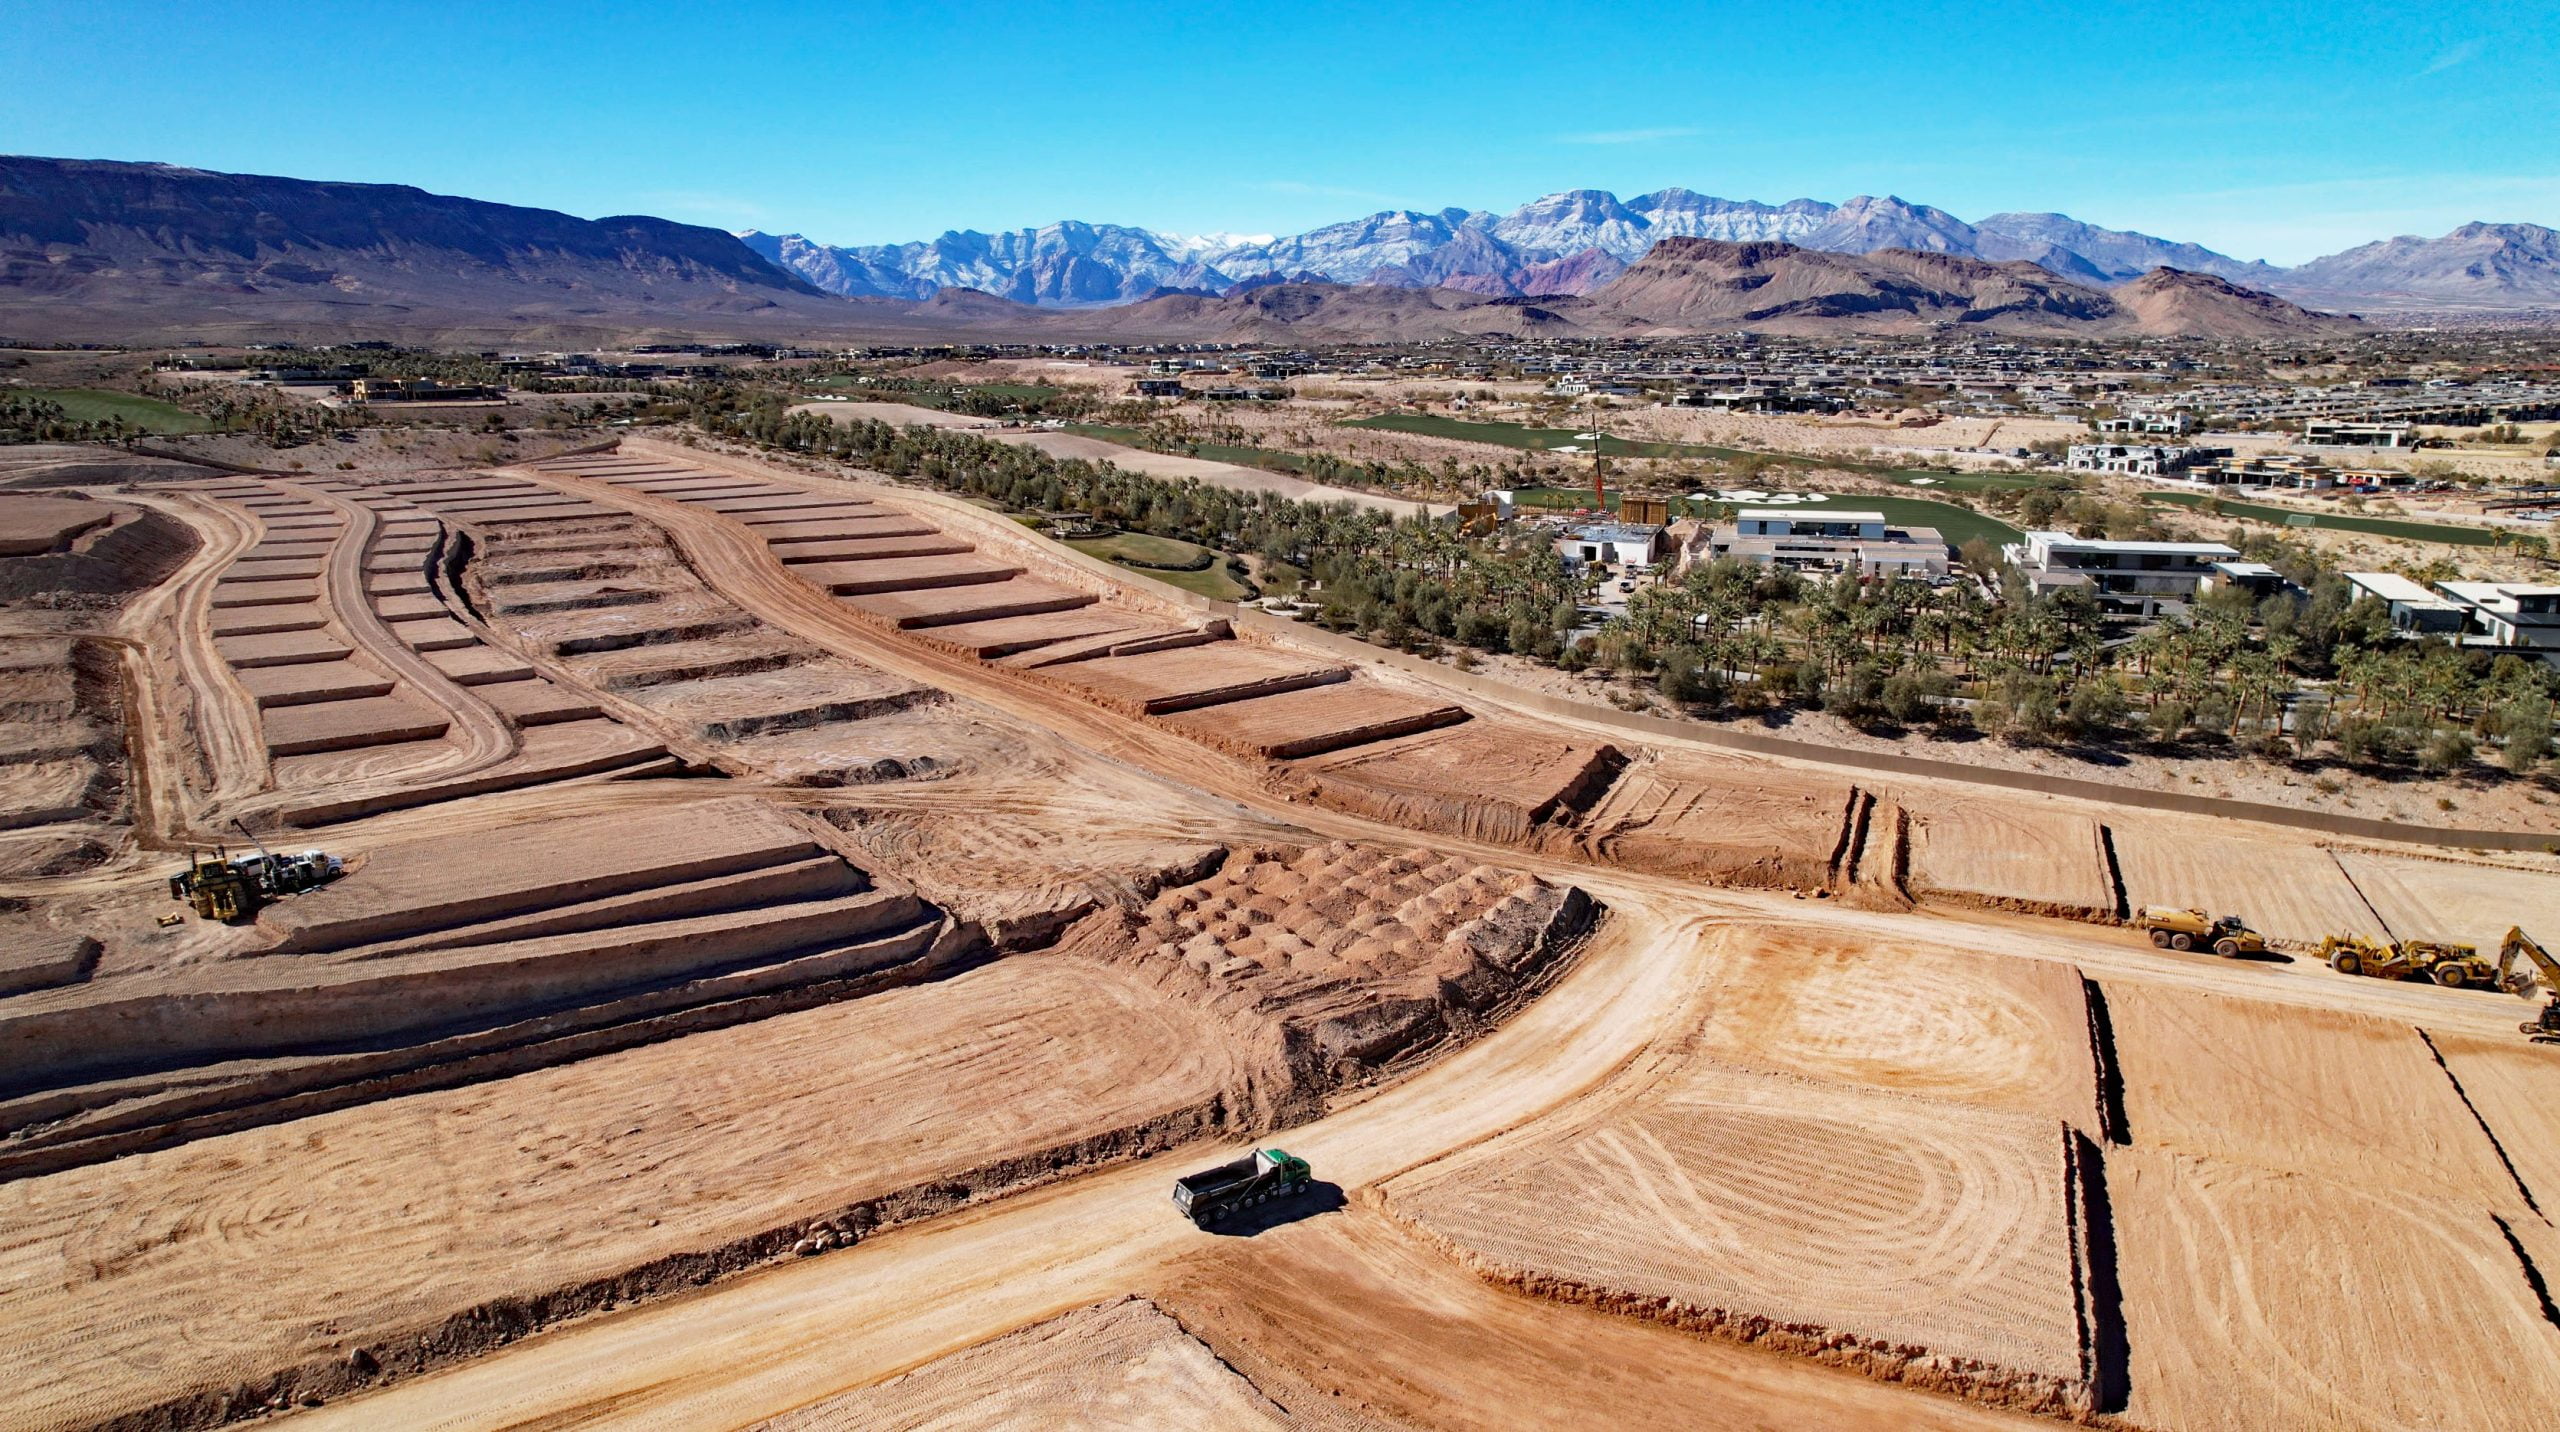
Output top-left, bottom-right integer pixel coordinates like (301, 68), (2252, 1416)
(2111, 266), (2358, 337)
(1580, 239), (2354, 337)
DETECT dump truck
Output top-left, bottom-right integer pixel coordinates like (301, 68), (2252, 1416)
(2319, 933), (2499, 988)
(1171, 1148), (1311, 1227)
(2494, 927), (2560, 1045)
(169, 845), (344, 924)
(2134, 907), (2267, 957)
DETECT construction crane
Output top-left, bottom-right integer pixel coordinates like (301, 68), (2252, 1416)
(2494, 927), (2560, 1045)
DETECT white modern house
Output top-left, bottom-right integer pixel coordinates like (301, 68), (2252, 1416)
(2003, 531), (2240, 615)
(1707, 509), (1950, 579)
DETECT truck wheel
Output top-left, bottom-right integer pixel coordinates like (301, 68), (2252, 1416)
(2434, 965), (2467, 989)
(2332, 951), (2363, 976)
(2148, 930), (2171, 948)
(2214, 938), (2240, 957)
(2169, 933), (2195, 952)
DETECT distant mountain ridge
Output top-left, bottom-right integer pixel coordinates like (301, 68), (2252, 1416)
(743, 187), (2302, 306)
(0, 154), (867, 343)
(0, 155), (2527, 344)
(2276, 222), (2560, 307)
(899, 240), (2358, 344)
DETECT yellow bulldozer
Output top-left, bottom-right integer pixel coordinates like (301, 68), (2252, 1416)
(2134, 907), (2267, 957)
(168, 825), (344, 924)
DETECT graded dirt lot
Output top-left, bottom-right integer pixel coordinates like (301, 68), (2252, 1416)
(2329, 847), (2560, 952)
(1571, 748), (1854, 888)
(1379, 1063), (2093, 1415)
(1288, 721), (1621, 844)
(1906, 797), (2115, 918)
(13, 433), (2560, 1432)
(2103, 980), (2521, 1202)
(2107, 824), (2382, 948)
(752, 1297), (1291, 1431)
(0, 954), (1242, 1432)
(1688, 931), (2102, 1133)
(2110, 1147), (2560, 1432)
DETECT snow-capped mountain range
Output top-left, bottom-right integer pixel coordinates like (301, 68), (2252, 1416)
(740, 188), (2296, 307)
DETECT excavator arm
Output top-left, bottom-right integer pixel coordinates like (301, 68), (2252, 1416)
(2498, 927), (2560, 996)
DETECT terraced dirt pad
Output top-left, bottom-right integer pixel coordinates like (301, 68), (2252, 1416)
(1382, 1063), (2093, 1415)
(753, 1297), (1288, 1431)
(2108, 826), (2379, 947)
(2330, 849), (2560, 952)
(0, 495), (115, 554)
(1043, 643), (1346, 715)
(1575, 751), (1854, 888)
(1159, 680), (1465, 759)
(1291, 722), (1620, 844)
(842, 577), (1096, 629)
(2102, 980), (2519, 1203)
(1907, 798), (2115, 918)
(1691, 930), (2101, 1133)
(259, 693), (451, 757)
(2112, 1147), (2560, 1431)
(0, 956), (1242, 1432)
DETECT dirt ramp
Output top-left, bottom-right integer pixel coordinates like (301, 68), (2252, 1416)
(751, 1297), (1290, 1431)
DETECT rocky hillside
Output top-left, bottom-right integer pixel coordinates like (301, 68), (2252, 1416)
(0, 155), (873, 343)
(2272, 222), (2560, 309)
(1583, 240), (2354, 338)
(2112, 267), (2355, 337)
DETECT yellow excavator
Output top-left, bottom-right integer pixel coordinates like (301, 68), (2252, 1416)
(2494, 927), (2560, 1046)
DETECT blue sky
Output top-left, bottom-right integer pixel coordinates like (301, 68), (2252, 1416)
(2, 1), (2550, 264)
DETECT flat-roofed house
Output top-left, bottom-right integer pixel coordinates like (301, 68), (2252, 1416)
(2002, 531), (2240, 615)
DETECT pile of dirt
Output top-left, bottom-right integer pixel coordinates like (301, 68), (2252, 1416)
(1064, 840), (1600, 1121)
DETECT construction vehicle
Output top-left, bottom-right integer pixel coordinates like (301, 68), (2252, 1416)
(168, 821), (344, 924)
(2493, 927), (2560, 1045)
(1172, 1148), (1312, 1228)
(2318, 933), (2501, 988)
(2134, 907), (2267, 957)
